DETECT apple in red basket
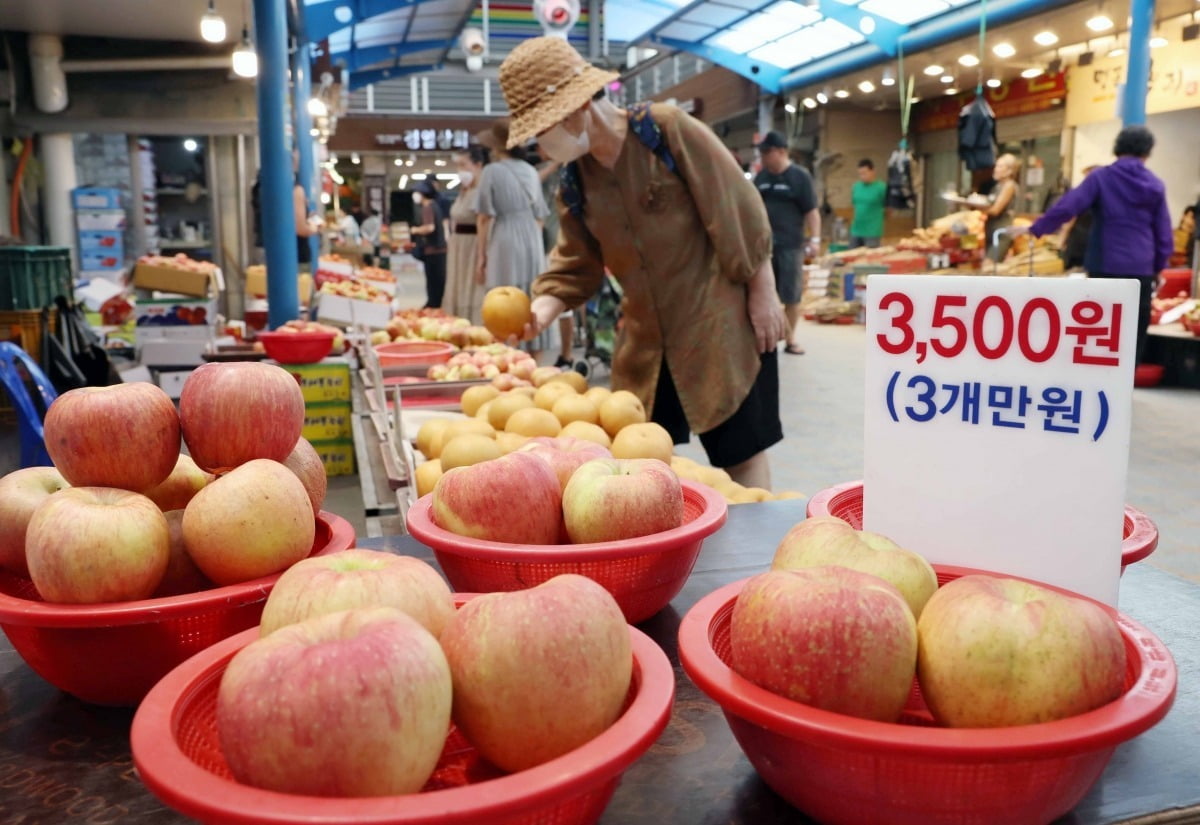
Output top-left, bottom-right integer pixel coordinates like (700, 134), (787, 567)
(259, 550), (454, 637)
(142, 454), (214, 512)
(771, 516), (938, 618)
(179, 362), (305, 473)
(283, 438), (328, 517)
(0, 467), (70, 576)
(44, 383), (180, 492)
(153, 509), (214, 597)
(440, 574), (632, 772)
(917, 575), (1126, 727)
(218, 607), (452, 796)
(25, 487), (170, 603)
(432, 452), (562, 544)
(182, 459), (315, 585)
(519, 436), (612, 492)
(562, 458), (683, 544)
(731, 567), (918, 722)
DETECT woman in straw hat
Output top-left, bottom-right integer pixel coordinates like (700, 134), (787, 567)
(499, 36), (788, 491)
(474, 118), (554, 357)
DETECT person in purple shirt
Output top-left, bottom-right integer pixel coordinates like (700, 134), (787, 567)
(1012, 126), (1173, 365)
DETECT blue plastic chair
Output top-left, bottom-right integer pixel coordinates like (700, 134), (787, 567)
(0, 342), (58, 468)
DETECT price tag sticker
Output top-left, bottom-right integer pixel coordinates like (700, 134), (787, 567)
(862, 275), (1139, 605)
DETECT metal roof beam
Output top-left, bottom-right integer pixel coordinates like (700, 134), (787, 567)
(332, 38), (453, 71)
(304, 0), (442, 43)
(347, 62), (441, 90)
(649, 35), (787, 95)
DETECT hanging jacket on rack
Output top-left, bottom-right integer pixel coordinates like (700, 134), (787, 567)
(957, 97), (997, 170)
(886, 148), (915, 209)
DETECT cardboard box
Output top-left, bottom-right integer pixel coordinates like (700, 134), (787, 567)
(76, 211), (127, 231)
(81, 252), (124, 271)
(302, 402), (354, 442)
(244, 268), (314, 304)
(134, 297), (217, 329)
(284, 360), (352, 404)
(311, 439), (356, 477)
(315, 293), (392, 329)
(139, 336), (210, 367)
(133, 263), (216, 298)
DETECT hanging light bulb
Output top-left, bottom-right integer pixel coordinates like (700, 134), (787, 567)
(816, 91), (829, 104)
(231, 24), (257, 78)
(986, 78), (1002, 88)
(200, 0), (227, 43)
(351, 153), (361, 164)
(307, 97), (328, 117)
(880, 69), (896, 87)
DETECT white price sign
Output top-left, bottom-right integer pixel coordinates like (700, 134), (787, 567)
(863, 275), (1138, 605)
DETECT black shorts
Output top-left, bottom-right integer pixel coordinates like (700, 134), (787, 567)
(772, 247), (801, 305)
(651, 352), (783, 468)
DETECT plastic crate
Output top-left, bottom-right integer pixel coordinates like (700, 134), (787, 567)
(0, 247), (73, 310)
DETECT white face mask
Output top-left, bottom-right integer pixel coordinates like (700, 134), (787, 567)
(538, 115), (591, 163)
(412, 192), (424, 204)
(457, 170), (475, 187)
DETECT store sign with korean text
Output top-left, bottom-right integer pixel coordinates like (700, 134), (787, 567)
(376, 129), (471, 151)
(1065, 39), (1200, 126)
(862, 275), (1137, 605)
(914, 72), (1066, 133)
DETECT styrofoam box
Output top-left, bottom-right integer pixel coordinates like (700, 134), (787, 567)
(154, 369), (195, 398)
(316, 294), (392, 329)
(76, 211), (128, 231)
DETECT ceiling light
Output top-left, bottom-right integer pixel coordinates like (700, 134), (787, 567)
(309, 127), (320, 137)
(858, 80), (875, 93)
(986, 77), (1002, 88)
(320, 191), (331, 204)
(434, 159), (447, 167)
(398, 175), (409, 190)
(910, 95), (921, 102)
(394, 158), (403, 166)
(816, 91), (829, 103)
(834, 89), (850, 98)
(200, 0), (227, 43)
(1033, 31), (1059, 46)
(940, 75), (954, 83)
(923, 64), (944, 76)
(351, 153), (360, 164)
(785, 102), (797, 113)
(958, 54), (979, 67)
(944, 88), (959, 95)
(183, 138), (198, 152)
(880, 71), (895, 87)
(1021, 67), (1044, 78)
(992, 42), (1016, 58)
(1150, 36), (1168, 48)
(859, 15), (875, 35)
(1086, 15), (1114, 31)
(803, 97), (818, 109)
(411, 173), (427, 181)
(329, 154), (338, 164)
(307, 97), (327, 117)
(406, 159), (415, 167)
(231, 26), (257, 78)
(1108, 45), (1125, 56)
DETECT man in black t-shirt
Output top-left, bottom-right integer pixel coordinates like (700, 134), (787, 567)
(754, 131), (819, 355)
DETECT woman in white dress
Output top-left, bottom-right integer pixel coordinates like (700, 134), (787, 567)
(443, 146), (488, 323)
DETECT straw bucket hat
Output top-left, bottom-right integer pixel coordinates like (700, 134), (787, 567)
(498, 36), (618, 148)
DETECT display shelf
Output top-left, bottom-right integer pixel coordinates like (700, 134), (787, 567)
(155, 188), (208, 196)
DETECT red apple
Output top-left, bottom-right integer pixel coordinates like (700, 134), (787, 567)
(259, 550), (454, 638)
(0, 467), (70, 576)
(283, 438), (328, 517)
(182, 459), (315, 585)
(143, 454), (214, 512)
(432, 452), (562, 544)
(179, 362), (305, 473)
(44, 383), (180, 492)
(561, 458), (683, 543)
(440, 574), (631, 772)
(509, 358), (537, 382)
(152, 509), (215, 597)
(917, 575), (1126, 727)
(518, 436), (612, 492)
(771, 516), (938, 618)
(217, 607), (452, 796)
(25, 487), (170, 603)
(731, 567), (918, 722)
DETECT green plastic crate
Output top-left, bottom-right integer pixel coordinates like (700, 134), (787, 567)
(0, 246), (73, 310)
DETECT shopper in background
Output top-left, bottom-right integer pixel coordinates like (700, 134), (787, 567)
(978, 153), (1020, 262)
(411, 178), (449, 309)
(849, 158), (887, 250)
(500, 36), (787, 490)
(1013, 125), (1173, 366)
(337, 208), (361, 247)
(359, 208), (381, 267)
(474, 118), (553, 357)
(535, 154), (575, 369)
(1173, 205), (1195, 268)
(443, 145), (489, 323)
(755, 130), (818, 357)
(250, 148), (320, 270)
(1059, 165), (1099, 270)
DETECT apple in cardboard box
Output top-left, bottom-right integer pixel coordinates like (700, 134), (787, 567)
(217, 607), (452, 796)
(259, 549), (454, 638)
(917, 575), (1126, 727)
(432, 452), (562, 545)
(0, 467), (70, 576)
(771, 516), (938, 619)
(44, 383), (181, 493)
(731, 567), (918, 722)
(561, 458), (683, 544)
(440, 574), (632, 772)
(25, 487), (170, 603)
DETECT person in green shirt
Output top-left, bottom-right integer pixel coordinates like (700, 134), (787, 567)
(850, 158), (887, 248)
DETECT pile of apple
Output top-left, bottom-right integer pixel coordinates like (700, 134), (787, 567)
(319, 279), (392, 304)
(137, 253), (219, 275)
(730, 516), (1127, 727)
(217, 554), (633, 797)
(357, 266), (396, 284)
(0, 363), (330, 603)
(425, 344), (536, 383)
(382, 314), (494, 349)
(273, 319), (347, 354)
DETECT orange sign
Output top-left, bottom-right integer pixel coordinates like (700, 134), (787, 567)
(914, 72), (1067, 133)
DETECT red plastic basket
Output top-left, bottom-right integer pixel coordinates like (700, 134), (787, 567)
(678, 569), (1177, 825)
(130, 607), (674, 825)
(405, 481), (727, 624)
(806, 480), (1158, 573)
(375, 341), (456, 367)
(0, 512), (355, 705)
(254, 331), (336, 364)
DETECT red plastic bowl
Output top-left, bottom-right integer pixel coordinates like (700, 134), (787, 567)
(678, 569), (1177, 825)
(130, 607), (674, 825)
(1134, 363), (1165, 387)
(375, 341), (456, 367)
(806, 480), (1158, 573)
(406, 481), (727, 624)
(256, 331), (336, 364)
(0, 512), (354, 705)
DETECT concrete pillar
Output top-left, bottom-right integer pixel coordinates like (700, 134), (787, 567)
(40, 133), (77, 265)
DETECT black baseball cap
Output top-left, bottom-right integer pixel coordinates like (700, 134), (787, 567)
(757, 131), (788, 150)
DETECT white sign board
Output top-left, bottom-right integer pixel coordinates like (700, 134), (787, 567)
(863, 275), (1138, 605)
